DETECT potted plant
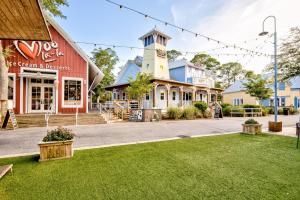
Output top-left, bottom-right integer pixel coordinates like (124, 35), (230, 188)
(242, 119), (262, 134)
(38, 127), (75, 162)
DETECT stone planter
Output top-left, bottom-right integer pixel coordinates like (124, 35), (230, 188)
(38, 140), (74, 162)
(242, 124), (262, 134)
(268, 121), (282, 132)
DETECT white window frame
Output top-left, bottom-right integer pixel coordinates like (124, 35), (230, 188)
(62, 77), (84, 108)
(8, 73), (16, 108)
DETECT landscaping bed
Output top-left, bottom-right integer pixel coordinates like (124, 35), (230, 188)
(0, 134), (300, 200)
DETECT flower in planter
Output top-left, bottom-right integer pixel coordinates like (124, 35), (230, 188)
(244, 119), (259, 125)
(43, 127), (75, 142)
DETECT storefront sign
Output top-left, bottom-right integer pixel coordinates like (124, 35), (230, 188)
(8, 40), (71, 71)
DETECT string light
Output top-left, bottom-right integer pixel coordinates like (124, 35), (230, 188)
(74, 41), (270, 58)
(104, 0), (271, 56)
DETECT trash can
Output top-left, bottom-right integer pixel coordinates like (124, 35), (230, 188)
(283, 107), (290, 115)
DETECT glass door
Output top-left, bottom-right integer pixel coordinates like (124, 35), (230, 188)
(31, 86), (42, 112)
(43, 86), (54, 111)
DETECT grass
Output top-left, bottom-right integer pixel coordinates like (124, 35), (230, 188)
(0, 134), (300, 200)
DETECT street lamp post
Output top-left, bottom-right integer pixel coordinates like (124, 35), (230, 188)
(259, 16), (279, 124)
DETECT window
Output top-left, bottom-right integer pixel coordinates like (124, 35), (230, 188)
(172, 91), (176, 100)
(31, 78), (42, 83)
(160, 65), (164, 70)
(63, 78), (83, 107)
(281, 97), (286, 107)
(160, 92), (165, 100)
(8, 74), (15, 108)
(44, 80), (54, 84)
(233, 98), (243, 106)
(145, 93), (150, 100)
(279, 82), (285, 90)
(122, 92), (126, 100)
(113, 93), (117, 100)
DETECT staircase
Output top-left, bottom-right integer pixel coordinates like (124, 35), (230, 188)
(16, 113), (107, 128)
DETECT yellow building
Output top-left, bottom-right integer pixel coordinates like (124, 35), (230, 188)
(223, 78), (300, 108)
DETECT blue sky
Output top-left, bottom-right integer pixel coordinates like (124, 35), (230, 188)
(54, 0), (300, 74)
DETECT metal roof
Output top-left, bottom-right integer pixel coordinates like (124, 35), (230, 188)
(0, 0), (51, 41)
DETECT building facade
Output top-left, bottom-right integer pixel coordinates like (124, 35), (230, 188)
(223, 77), (300, 108)
(106, 28), (222, 111)
(4, 16), (104, 114)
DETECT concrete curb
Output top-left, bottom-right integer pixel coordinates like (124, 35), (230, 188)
(0, 131), (237, 159)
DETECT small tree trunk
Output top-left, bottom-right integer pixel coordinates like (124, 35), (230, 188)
(0, 40), (8, 117)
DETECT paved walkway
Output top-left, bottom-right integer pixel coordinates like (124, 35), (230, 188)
(0, 115), (298, 158)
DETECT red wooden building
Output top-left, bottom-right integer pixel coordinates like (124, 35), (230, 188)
(3, 17), (104, 114)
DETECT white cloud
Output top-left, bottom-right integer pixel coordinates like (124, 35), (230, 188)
(168, 0), (300, 73)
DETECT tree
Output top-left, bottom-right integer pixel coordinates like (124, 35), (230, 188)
(167, 49), (182, 61)
(243, 74), (273, 105)
(190, 53), (220, 71)
(91, 48), (119, 102)
(277, 27), (300, 80)
(245, 70), (256, 79)
(41, 0), (69, 19)
(126, 73), (153, 108)
(218, 62), (245, 88)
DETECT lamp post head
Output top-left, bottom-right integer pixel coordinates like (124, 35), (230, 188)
(259, 31), (268, 36)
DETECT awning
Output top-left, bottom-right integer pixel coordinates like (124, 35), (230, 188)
(0, 0), (51, 41)
(88, 63), (104, 91)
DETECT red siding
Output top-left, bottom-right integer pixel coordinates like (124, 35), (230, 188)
(4, 25), (88, 114)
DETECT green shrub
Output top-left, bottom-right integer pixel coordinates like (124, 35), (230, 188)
(230, 106), (244, 117)
(43, 127), (75, 142)
(222, 106), (232, 116)
(242, 104), (261, 108)
(262, 107), (270, 116)
(221, 103), (231, 109)
(182, 106), (198, 120)
(167, 107), (182, 120)
(289, 107), (299, 115)
(194, 101), (208, 113)
(245, 119), (259, 124)
(278, 108), (283, 115)
(203, 110), (212, 118)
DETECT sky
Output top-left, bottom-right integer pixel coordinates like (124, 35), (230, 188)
(55, 0), (300, 75)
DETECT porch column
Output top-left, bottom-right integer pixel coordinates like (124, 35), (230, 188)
(152, 83), (158, 108)
(166, 84), (170, 108)
(192, 87), (196, 102)
(179, 86), (184, 108)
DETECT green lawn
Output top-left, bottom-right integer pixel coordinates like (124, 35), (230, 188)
(0, 134), (300, 200)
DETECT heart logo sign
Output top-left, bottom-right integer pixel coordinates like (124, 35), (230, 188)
(13, 41), (42, 60)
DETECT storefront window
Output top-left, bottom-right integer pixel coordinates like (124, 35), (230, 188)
(8, 75), (15, 107)
(64, 79), (82, 106)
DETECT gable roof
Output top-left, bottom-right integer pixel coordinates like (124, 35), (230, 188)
(223, 80), (247, 93)
(46, 15), (104, 90)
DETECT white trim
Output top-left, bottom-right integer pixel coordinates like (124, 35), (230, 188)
(20, 67), (58, 113)
(62, 77), (84, 108)
(20, 76), (23, 114)
(7, 73), (16, 108)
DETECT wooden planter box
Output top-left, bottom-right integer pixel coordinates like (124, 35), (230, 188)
(268, 121), (282, 132)
(38, 140), (74, 162)
(242, 124), (262, 134)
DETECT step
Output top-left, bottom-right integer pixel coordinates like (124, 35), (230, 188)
(0, 164), (13, 179)
(15, 114), (107, 128)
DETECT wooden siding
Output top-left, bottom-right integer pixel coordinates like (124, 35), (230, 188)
(5, 25), (88, 114)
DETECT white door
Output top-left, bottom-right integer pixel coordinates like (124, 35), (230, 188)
(30, 85), (54, 113)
